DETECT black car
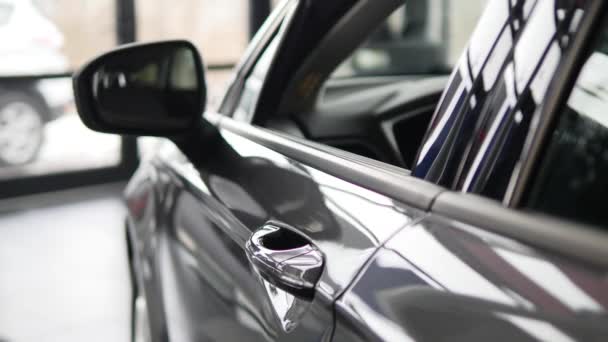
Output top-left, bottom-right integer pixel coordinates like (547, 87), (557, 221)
(74, 0), (608, 341)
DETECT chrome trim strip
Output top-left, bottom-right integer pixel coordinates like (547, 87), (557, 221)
(216, 114), (444, 211)
(434, 191), (608, 269)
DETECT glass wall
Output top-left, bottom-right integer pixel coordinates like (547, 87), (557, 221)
(0, 0), (121, 183)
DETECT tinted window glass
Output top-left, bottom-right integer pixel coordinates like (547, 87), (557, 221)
(527, 20), (608, 228)
(472, 1), (587, 199)
(414, 0), (539, 183)
(413, 0), (588, 199)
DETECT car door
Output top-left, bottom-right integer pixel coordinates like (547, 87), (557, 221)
(332, 1), (608, 341)
(138, 113), (438, 341)
(124, 1), (439, 341)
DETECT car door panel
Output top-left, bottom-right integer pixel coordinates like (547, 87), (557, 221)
(125, 115), (434, 341)
(333, 208), (608, 342)
(125, 164), (172, 341)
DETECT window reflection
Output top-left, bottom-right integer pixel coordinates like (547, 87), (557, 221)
(527, 21), (608, 228)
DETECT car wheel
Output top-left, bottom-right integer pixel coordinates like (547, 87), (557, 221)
(0, 93), (45, 166)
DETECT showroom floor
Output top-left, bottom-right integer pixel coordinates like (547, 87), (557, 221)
(0, 184), (131, 342)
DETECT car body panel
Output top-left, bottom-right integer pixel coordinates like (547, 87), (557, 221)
(334, 214), (608, 342)
(119, 1), (608, 342)
(125, 123), (427, 341)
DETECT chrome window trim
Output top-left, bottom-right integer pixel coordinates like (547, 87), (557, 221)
(218, 0), (297, 115)
(206, 111), (608, 269)
(433, 191), (608, 269)
(207, 112), (444, 211)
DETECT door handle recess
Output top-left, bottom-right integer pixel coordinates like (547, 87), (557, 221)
(245, 223), (323, 298)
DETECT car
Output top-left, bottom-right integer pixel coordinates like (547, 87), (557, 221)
(73, 0), (608, 341)
(0, 0), (70, 166)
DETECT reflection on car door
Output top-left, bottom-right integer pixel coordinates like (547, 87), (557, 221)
(126, 114), (433, 341)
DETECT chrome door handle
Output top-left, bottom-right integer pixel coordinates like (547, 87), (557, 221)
(245, 223), (323, 298)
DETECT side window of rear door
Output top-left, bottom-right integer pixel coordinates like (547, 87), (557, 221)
(525, 17), (608, 228)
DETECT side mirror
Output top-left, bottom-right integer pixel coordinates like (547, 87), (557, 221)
(73, 40), (206, 136)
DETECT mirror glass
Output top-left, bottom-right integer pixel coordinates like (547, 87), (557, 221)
(89, 43), (203, 132)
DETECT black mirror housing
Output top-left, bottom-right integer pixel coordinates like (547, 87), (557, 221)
(73, 40), (206, 136)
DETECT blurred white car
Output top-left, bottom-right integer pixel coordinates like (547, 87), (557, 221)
(0, 0), (67, 75)
(0, 0), (72, 166)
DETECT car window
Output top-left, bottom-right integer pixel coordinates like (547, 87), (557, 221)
(332, 1), (487, 78)
(413, 0), (588, 198)
(526, 19), (608, 228)
(230, 1), (487, 170)
(291, 1), (486, 169)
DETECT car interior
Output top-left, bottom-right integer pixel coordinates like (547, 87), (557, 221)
(233, 1), (466, 171)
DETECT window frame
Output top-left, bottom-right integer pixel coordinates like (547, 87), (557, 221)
(217, 0), (295, 117)
(231, 7), (295, 122)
